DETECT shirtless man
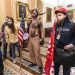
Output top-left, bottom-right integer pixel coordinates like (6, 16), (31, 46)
(28, 9), (44, 72)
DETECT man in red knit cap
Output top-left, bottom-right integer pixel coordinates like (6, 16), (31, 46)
(54, 8), (75, 75)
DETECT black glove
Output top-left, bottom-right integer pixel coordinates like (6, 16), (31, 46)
(40, 39), (44, 45)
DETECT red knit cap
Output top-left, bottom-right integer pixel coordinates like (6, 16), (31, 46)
(55, 8), (68, 14)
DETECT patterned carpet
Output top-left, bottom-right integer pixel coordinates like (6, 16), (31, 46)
(4, 59), (33, 75)
(4, 60), (75, 75)
(4, 66), (16, 75)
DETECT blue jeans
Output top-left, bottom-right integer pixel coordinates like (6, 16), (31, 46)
(0, 49), (4, 75)
(10, 42), (20, 58)
(3, 43), (7, 58)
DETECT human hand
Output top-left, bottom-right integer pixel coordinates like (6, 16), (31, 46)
(64, 44), (74, 50)
(40, 38), (44, 45)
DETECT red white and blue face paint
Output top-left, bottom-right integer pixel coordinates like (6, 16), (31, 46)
(32, 10), (38, 18)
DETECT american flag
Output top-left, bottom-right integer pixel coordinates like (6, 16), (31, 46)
(18, 16), (25, 46)
(42, 22), (56, 75)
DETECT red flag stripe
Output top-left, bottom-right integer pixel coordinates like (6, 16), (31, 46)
(18, 27), (24, 46)
(18, 36), (23, 42)
(18, 30), (24, 37)
(18, 28), (24, 34)
(18, 33), (23, 40)
(42, 22), (56, 75)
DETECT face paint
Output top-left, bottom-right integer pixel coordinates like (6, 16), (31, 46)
(32, 10), (38, 18)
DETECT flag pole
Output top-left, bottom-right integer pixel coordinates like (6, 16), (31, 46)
(19, 14), (25, 71)
(20, 44), (22, 71)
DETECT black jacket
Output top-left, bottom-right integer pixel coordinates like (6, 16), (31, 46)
(56, 16), (75, 48)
